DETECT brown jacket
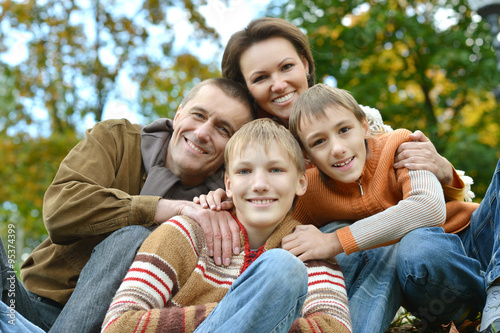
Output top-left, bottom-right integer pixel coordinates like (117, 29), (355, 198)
(20, 118), (224, 305)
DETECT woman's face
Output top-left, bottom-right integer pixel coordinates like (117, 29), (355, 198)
(239, 37), (309, 125)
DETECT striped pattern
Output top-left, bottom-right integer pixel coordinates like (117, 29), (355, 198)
(102, 215), (351, 333)
(293, 129), (450, 255)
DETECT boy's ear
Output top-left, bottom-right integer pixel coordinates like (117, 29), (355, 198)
(224, 174), (233, 198)
(295, 173), (308, 197)
(362, 119), (371, 139)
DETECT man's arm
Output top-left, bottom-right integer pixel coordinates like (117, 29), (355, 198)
(43, 119), (159, 244)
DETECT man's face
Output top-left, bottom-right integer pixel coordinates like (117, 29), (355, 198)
(167, 84), (252, 186)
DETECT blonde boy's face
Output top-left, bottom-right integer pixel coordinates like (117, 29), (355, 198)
(298, 105), (370, 184)
(225, 142), (307, 239)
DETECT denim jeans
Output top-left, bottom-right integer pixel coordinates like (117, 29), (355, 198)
(397, 158), (500, 328)
(49, 225), (151, 333)
(0, 300), (46, 333)
(194, 249), (308, 333)
(320, 222), (402, 333)
(1, 238), (62, 332)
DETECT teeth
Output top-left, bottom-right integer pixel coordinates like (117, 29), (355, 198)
(251, 199), (274, 205)
(273, 92), (294, 103)
(334, 157), (353, 167)
(187, 140), (204, 154)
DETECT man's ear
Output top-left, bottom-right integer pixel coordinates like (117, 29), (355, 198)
(295, 173), (308, 197)
(224, 173), (233, 198)
(173, 105), (183, 126)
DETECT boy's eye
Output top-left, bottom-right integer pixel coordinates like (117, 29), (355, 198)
(236, 169), (250, 175)
(340, 127), (350, 134)
(270, 168), (283, 173)
(312, 138), (325, 147)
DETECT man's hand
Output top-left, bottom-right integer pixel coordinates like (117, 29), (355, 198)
(155, 199), (239, 266)
(193, 188), (234, 211)
(281, 225), (343, 262)
(394, 130), (454, 186)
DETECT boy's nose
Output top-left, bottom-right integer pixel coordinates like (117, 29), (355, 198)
(252, 171), (270, 192)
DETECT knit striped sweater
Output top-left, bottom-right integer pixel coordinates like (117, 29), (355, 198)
(292, 129), (477, 255)
(101, 215), (351, 333)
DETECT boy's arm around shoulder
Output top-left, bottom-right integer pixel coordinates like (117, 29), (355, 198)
(102, 215), (217, 333)
(289, 259), (352, 333)
(337, 129), (447, 255)
(44, 119), (160, 244)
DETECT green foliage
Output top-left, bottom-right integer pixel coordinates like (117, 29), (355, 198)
(0, 0), (220, 135)
(269, 0), (500, 200)
(0, 130), (79, 263)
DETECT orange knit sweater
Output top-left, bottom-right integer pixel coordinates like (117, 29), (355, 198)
(293, 129), (479, 255)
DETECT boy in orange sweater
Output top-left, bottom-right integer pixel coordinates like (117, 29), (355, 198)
(102, 118), (351, 333)
(286, 84), (499, 332)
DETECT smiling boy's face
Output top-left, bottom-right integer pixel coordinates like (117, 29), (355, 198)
(225, 141), (307, 242)
(298, 105), (370, 184)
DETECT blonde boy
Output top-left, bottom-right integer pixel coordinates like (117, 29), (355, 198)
(101, 118), (351, 333)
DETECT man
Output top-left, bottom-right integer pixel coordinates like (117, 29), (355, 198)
(0, 78), (253, 332)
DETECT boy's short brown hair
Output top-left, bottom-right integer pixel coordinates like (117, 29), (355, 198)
(225, 118), (305, 175)
(289, 83), (366, 144)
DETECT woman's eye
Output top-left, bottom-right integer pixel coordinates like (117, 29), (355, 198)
(282, 64), (293, 71)
(254, 75), (266, 83)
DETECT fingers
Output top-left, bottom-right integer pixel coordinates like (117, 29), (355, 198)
(227, 216), (241, 255)
(194, 189), (229, 211)
(409, 130), (430, 142)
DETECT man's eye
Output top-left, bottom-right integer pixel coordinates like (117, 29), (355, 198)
(219, 127), (230, 136)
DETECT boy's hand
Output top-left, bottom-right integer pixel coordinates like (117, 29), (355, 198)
(193, 188), (234, 211)
(394, 130), (454, 186)
(281, 225), (343, 262)
(175, 201), (240, 266)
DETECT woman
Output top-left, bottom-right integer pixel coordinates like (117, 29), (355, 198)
(218, 17), (474, 333)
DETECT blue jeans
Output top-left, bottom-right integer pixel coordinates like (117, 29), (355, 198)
(195, 249), (308, 333)
(320, 222), (402, 333)
(1, 238), (61, 332)
(0, 300), (45, 333)
(397, 159), (500, 328)
(49, 225), (151, 333)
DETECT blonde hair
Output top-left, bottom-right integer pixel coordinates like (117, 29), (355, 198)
(289, 84), (367, 144)
(225, 118), (305, 175)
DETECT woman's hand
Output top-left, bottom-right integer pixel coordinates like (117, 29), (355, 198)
(394, 130), (454, 186)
